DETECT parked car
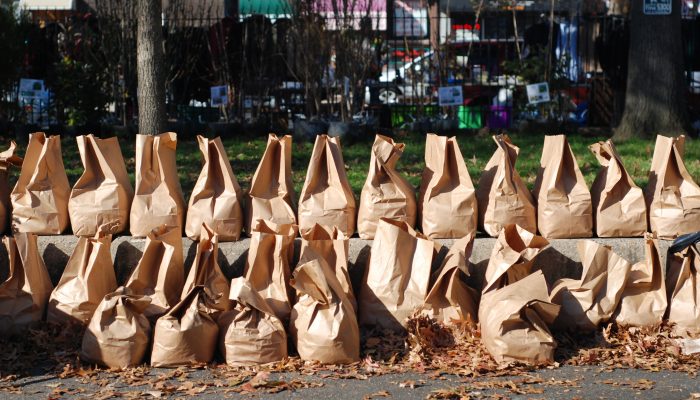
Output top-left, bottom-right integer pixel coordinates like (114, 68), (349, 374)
(366, 51), (437, 104)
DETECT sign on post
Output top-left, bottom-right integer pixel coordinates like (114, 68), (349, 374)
(526, 82), (551, 104)
(644, 0), (672, 15)
(438, 86), (463, 106)
(210, 85), (228, 107)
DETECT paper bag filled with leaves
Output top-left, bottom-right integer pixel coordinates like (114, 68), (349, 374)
(130, 132), (186, 237)
(476, 135), (536, 237)
(185, 136), (243, 241)
(532, 135), (592, 239)
(11, 132), (70, 234)
(125, 224), (184, 320)
(666, 232), (700, 337)
(245, 134), (296, 234)
(300, 224), (355, 311)
(47, 224), (117, 325)
(298, 135), (356, 237)
(357, 135), (416, 239)
(358, 218), (435, 331)
(0, 233), (53, 333)
(244, 220), (297, 322)
(0, 142), (22, 234)
(81, 288), (151, 368)
(422, 234), (478, 326)
(589, 140), (647, 237)
(550, 240), (631, 331)
(478, 224), (558, 364)
(419, 133), (477, 239)
(218, 277), (287, 366)
(151, 286), (219, 367)
(181, 223), (230, 313)
(646, 135), (700, 239)
(612, 233), (666, 327)
(69, 134), (134, 236)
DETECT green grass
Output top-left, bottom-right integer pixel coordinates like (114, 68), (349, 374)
(4, 131), (700, 200)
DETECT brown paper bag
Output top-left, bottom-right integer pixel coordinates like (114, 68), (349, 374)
(589, 140), (647, 237)
(482, 224), (549, 294)
(550, 240), (632, 331)
(646, 135), (700, 239)
(612, 234), (666, 327)
(47, 224), (118, 325)
(245, 134), (296, 234)
(0, 233), (53, 333)
(290, 254), (360, 364)
(11, 132), (70, 234)
(151, 285), (219, 367)
(298, 135), (356, 237)
(69, 134), (134, 237)
(358, 218), (435, 331)
(418, 133), (477, 239)
(125, 224), (184, 319)
(422, 234), (478, 325)
(479, 270), (559, 364)
(130, 132), (186, 237)
(181, 223), (230, 313)
(185, 136), (243, 241)
(532, 135), (592, 239)
(666, 240), (700, 337)
(357, 135), (417, 239)
(0, 142), (22, 234)
(244, 219), (297, 322)
(80, 288), (151, 368)
(218, 277), (288, 366)
(476, 135), (536, 237)
(300, 224), (355, 311)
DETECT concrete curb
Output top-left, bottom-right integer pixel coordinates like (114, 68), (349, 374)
(10, 235), (671, 290)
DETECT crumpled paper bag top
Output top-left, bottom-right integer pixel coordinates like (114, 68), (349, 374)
(218, 277), (288, 366)
(81, 287), (151, 368)
(0, 141), (22, 234)
(181, 223), (230, 313)
(666, 238), (700, 337)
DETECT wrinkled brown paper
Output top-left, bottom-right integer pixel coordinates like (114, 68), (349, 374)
(550, 240), (631, 331)
(11, 132), (70, 234)
(244, 219), (297, 322)
(613, 233), (666, 327)
(181, 223), (230, 313)
(47, 224), (118, 325)
(589, 140), (647, 237)
(357, 135), (417, 240)
(0, 233), (53, 333)
(419, 133), (477, 239)
(300, 224), (356, 311)
(0, 142), (22, 234)
(125, 224), (184, 320)
(358, 218), (435, 331)
(422, 234), (478, 326)
(81, 287), (151, 368)
(185, 135), (243, 241)
(666, 242), (700, 337)
(151, 286), (219, 367)
(298, 135), (356, 237)
(476, 135), (536, 237)
(218, 277), (288, 366)
(646, 135), (700, 239)
(532, 135), (592, 239)
(291, 253), (360, 364)
(69, 134), (134, 236)
(130, 132), (187, 237)
(245, 134), (296, 234)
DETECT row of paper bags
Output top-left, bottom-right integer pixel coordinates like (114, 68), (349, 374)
(1, 131), (697, 242)
(3, 215), (700, 367)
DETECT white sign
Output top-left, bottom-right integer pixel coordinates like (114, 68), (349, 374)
(644, 0), (672, 15)
(210, 85), (228, 107)
(438, 86), (463, 106)
(526, 82), (551, 104)
(19, 78), (47, 100)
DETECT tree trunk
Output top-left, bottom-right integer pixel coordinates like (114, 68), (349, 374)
(137, 0), (166, 135)
(614, 0), (688, 140)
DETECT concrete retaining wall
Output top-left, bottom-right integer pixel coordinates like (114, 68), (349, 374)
(4, 236), (670, 290)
